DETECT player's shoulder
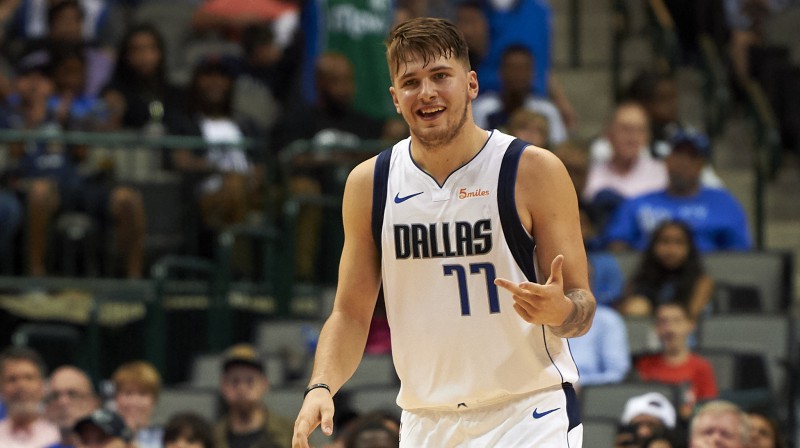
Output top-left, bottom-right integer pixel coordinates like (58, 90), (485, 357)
(517, 143), (569, 181)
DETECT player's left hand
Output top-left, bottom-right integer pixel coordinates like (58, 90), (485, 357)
(494, 255), (574, 327)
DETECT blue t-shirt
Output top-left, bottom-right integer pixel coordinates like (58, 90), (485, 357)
(588, 252), (624, 306)
(477, 0), (552, 96)
(603, 188), (753, 252)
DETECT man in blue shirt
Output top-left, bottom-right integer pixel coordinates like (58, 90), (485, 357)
(569, 305), (631, 387)
(603, 129), (752, 252)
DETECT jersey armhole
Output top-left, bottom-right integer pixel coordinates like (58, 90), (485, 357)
(498, 138), (537, 282)
(371, 148), (393, 256)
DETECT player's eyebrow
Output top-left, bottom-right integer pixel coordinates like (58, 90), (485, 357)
(397, 64), (454, 82)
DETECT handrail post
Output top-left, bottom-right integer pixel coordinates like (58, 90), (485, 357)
(569, 0), (581, 68)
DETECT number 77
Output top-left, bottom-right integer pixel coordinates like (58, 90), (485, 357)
(443, 262), (500, 316)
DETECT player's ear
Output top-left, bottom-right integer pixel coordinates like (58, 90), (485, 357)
(390, 86), (401, 113)
(468, 71), (479, 100)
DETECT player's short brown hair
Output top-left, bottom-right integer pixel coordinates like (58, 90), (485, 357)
(385, 17), (470, 81)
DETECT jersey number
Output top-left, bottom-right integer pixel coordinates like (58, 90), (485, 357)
(443, 263), (500, 316)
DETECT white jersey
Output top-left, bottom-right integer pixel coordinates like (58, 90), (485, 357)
(372, 130), (579, 410)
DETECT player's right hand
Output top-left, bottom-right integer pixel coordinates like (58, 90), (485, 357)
(292, 388), (335, 448)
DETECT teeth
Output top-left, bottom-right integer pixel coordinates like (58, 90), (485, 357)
(421, 107), (444, 114)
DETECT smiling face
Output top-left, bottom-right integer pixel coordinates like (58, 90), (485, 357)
(389, 54), (477, 150)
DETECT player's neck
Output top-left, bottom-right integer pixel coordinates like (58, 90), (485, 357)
(410, 124), (489, 184)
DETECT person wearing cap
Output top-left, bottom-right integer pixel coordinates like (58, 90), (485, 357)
(689, 400), (750, 448)
(214, 344), (292, 448)
(614, 392), (679, 448)
(45, 365), (102, 448)
(73, 408), (134, 448)
(603, 128), (752, 253)
(0, 346), (61, 448)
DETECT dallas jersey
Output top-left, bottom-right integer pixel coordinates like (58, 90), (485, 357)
(372, 130), (579, 411)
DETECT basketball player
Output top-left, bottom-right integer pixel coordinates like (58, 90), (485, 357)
(292, 17), (595, 448)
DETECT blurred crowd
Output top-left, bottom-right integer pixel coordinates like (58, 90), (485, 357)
(0, 0), (797, 447)
(0, 0), (791, 280)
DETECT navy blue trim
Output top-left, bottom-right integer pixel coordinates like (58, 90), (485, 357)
(542, 327), (565, 383)
(372, 148), (393, 255)
(497, 138), (536, 282)
(562, 383), (581, 432)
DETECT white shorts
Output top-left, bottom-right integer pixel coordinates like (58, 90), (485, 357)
(399, 383), (583, 448)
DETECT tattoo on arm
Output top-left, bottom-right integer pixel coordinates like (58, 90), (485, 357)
(550, 289), (596, 338)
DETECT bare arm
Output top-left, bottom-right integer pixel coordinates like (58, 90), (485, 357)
(688, 274), (715, 319)
(499, 147), (596, 337)
(293, 158), (382, 447)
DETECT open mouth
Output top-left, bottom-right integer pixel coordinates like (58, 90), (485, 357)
(417, 106), (446, 121)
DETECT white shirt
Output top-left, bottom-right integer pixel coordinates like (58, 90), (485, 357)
(583, 151), (668, 201)
(0, 417), (60, 448)
(472, 92), (568, 145)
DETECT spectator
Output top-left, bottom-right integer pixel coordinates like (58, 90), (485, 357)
(615, 392), (679, 448)
(299, 0), (396, 121)
(232, 23), (301, 135)
(0, 346), (60, 447)
(453, 0), (489, 70)
(45, 365), (101, 448)
(162, 412), (215, 448)
(5, 0), (109, 44)
(636, 303), (718, 419)
(505, 109), (550, 148)
(275, 52), (389, 150)
(214, 343), (293, 448)
(166, 56), (264, 239)
(472, 45), (567, 146)
(689, 400), (749, 448)
(111, 360), (163, 448)
(5, 48), (147, 278)
(748, 411), (786, 448)
(342, 412), (399, 448)
(584, 101), (667, 203)
(275, 52), (401, 280)
(618, 220), (715, 319)
(625, 71), (724, 188)
(603, 128), (752, 252)
(73, 408), (134, 448)
(102, 24), (187, 132)
(47, 0), (113, 96)
(569, 304), (631, 387)
(476, 0), (578, 129)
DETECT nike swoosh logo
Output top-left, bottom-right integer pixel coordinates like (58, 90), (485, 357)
(532, 407), (560, 419)
(394, 192), (423, 203)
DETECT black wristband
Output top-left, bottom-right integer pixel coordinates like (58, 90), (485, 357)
(304, 383), (331, 398)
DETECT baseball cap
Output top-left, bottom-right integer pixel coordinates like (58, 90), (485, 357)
(73, 408), (134, 442)
(620, 392), (677, 429)
(221, 343), (265, 373)
(667, 128), (711, 158)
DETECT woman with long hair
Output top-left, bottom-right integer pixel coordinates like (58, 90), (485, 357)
(619, 219), (714, 319)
